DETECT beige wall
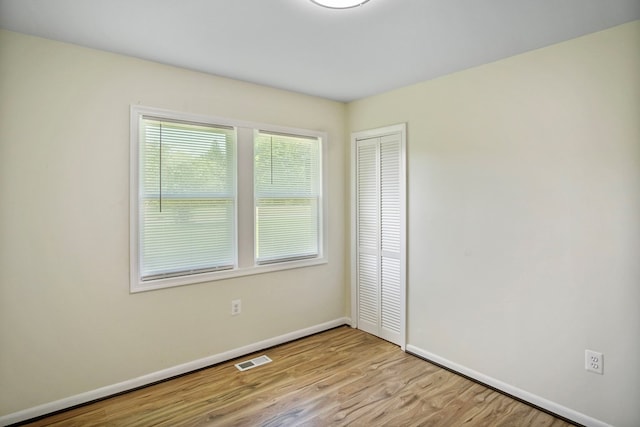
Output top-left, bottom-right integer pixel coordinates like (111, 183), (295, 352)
(0, 30), (347, 415)
(349, 21), (640, 427)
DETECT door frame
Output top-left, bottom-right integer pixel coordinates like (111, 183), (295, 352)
(350, 123), (407, 350)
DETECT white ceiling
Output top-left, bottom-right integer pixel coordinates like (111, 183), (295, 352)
(1, 0), (639, 102)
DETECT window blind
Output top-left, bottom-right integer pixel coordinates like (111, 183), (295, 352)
(254, 132), (321, 264)
(139, 117), (236, 280)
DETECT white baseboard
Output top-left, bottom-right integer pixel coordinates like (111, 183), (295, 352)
(406, 344), (610, 427)
(0, 318), (350, 426)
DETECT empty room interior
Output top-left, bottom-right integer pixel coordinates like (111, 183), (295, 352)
(0, 1), (639, 426)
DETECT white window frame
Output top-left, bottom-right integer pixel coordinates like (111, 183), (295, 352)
(130, 105), (328, 293)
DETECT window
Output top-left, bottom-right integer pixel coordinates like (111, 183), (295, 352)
(138, 118), (236, 281)
(254, 132), (321, 264)
(130, 106), (327, 292)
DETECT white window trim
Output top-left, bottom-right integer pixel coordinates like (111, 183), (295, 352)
(130, 105), (328, 293)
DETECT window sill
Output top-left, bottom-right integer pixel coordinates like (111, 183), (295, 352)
(130, 256), (328, 293)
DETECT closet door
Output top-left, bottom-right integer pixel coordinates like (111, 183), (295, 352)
(355, 138), (380, 337)
(353, 125), (405, 348)
(379, 133), (402, 344)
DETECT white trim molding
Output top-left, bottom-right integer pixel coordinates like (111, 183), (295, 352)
(406, 344), (612, 427)
(0, 318), (349, 426)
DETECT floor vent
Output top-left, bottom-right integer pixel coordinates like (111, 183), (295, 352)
(235, 355), (272, 371)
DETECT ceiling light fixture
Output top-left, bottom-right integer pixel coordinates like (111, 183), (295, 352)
(310, 0), (369, 9)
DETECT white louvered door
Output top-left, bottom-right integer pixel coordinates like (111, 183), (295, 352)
(353, 126), (405, 347)
(356, 139), (380, 337)
(379, 134), (402, 344)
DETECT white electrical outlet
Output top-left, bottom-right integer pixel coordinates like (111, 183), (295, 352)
(231, 299), (241, 316)
(585, 349), (603, 374)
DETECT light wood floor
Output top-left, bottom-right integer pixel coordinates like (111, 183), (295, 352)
(22, 326), (577, 426)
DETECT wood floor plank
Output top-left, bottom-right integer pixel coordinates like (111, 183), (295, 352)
(20, 326), (577, 427)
